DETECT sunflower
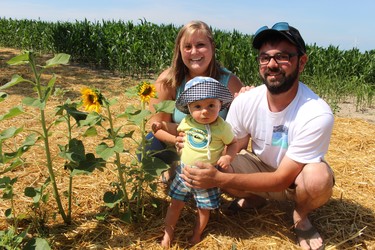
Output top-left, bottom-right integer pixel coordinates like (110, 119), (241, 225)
(137, 81), (156, 103)
(81, 87), (102, 113)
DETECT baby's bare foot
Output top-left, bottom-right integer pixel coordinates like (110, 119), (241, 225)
(160, 234), (171, 248)
(161, 226), (174, 248)
(189, 234), (201, 246)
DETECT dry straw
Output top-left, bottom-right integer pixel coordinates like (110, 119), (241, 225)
(0, 48), (374, 249)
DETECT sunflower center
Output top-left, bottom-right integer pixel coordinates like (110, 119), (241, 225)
(142, 86), (152, 96)
(88, 94), (96, 103)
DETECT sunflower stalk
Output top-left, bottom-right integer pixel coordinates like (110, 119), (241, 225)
(28, 52), (69, 223)
(105, 103), (131, 212)
(29, 53), (71, 224)
(1, 51), (80, 226)
(135, 100), (147, 219)
(66, 113), (73, 222)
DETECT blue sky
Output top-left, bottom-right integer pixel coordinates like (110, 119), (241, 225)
(1, 0), (374, 52)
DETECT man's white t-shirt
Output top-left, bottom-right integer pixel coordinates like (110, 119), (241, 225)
(226, 82), (334, 169)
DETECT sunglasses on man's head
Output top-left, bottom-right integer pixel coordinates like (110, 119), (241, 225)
(254, 22), (291, 37)
(254, 22), (305, 54)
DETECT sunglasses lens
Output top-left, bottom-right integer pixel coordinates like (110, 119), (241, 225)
(271, 22), (290, 31)
(254, 25), (269, 36)
(254, 22), (290, 37)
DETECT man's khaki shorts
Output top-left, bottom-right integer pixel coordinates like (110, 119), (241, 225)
(230, 149), (334, 201)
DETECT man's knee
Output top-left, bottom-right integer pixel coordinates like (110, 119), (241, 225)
(296, 162), (334, 194)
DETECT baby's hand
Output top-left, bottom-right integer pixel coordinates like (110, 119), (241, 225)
(217, 155), (234, 173)
(151, 122), (162, 133)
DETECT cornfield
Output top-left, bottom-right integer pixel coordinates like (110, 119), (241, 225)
(0, 17), (374, 109)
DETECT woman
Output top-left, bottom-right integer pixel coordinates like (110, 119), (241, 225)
(148, 20), (244, 183)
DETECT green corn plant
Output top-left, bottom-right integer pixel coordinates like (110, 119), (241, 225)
(1, 17), (374, 115)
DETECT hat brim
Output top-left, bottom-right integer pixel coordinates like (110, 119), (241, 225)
(253, 29), (294, 49)
(176, 81), (233, 114)
(253, 29), (305, 53)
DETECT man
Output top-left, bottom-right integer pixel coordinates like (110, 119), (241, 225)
(181, 22), (334, 250)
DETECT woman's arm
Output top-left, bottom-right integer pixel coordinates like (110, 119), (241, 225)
(227, 74), (245, 97)
(148, 69), (174, 123)
(148, 69), (179, 144)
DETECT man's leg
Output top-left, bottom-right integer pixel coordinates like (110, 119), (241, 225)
(223, 150), (274, 211)
(224, 150), (271, 209)
(293, 162), (334, 250)
(227, 150), (335, 249)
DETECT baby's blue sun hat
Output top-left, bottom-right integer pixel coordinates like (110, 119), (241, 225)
(175, 76), (233, 114)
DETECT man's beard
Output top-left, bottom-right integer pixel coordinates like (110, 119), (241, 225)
(260, 65), (299, 95)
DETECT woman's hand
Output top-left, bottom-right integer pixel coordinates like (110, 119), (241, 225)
(180, 161), (220, 189)
(151, 122), (162, 133)
(234, 85), (255, 98)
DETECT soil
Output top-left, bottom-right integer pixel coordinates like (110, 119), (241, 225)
(336, 100), (375, 123)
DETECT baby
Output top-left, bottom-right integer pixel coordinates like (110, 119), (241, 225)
(154, 76), (238, 247)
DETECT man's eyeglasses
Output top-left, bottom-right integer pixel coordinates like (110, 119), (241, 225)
(257, 53), (298, 65)
(254, 22), (290, 37)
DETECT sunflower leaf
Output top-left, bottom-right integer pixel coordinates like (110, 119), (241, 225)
(7, 52), (29, 65)
(153, 100), (175, 114)
(45, 53), (70, 68)
(22, 97), (45, 110)
(0, 106), (24, 121)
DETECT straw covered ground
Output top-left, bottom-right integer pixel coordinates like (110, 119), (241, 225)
(0, 47), (374, 249)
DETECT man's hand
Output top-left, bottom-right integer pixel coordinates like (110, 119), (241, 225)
(180, 161), (220, 189)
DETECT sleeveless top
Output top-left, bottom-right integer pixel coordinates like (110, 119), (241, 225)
(172, 67), (232, 123)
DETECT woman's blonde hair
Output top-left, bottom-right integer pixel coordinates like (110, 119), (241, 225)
(164, 20), (223, 87)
